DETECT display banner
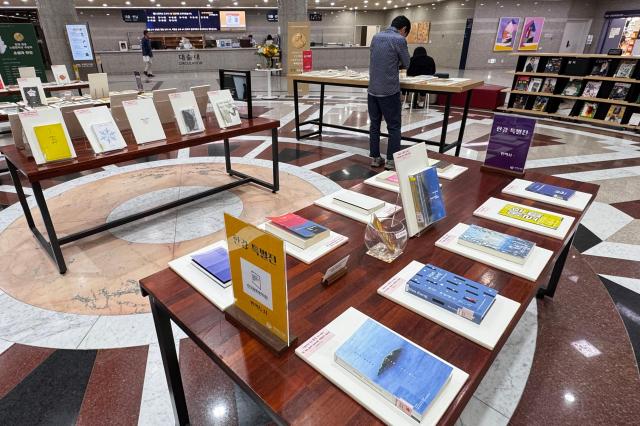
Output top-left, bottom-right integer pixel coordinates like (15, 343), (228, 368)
(224, 213), (290, 346)
(0, 23), (46, 85)
(302, 50), (312, 72)
(494, 17), (520, 51)
(483, 114), (536, 175)
(65, 23), (98, 80)
(287, 21), (310, 95)
(518, 17), (544, 51)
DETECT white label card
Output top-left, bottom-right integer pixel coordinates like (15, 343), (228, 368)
(323, 255), (350, 281)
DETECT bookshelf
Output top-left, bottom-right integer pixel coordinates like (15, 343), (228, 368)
(503, 53), (640, 130)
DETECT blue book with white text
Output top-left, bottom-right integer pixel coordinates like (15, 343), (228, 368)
(525, 182), (575, 201)
(335, 319), (453, 421)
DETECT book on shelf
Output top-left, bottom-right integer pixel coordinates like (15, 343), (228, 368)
(605, 105), (625, 124)
(544, 57), (562, 73)
(523, 56), (540, 73)
(527, 77), (543, 92)
(408, 167), (446, 229)
(579, 102), (598, 118)
(457, 224), (535, 264)
(614, 60), (636, 78)
(525, 182), (576, 201)
(511, 95), (527, 110)
(264, 213), (330, 249)
(498, 203), (564, 230)
(332, 190), (385, 215)
(405, 263), (498, 324)
(208, 90), (242, 128)
(514, 76), (530, 91)
(590, 59), (611, 76)
(629, 113), (640, 126)
(581, 81), (602, 98)
(531, 96), (549, 112)
(562, 79), (583, 96)
(540, 78), (557, 94)
(556, 99), (576, 116)
(334, 318), (453, 422)
(91, 121), (125, 152)
(609, 82), (631, 100)
(190, 246), (232, 288)
(33, 122), (73, 162)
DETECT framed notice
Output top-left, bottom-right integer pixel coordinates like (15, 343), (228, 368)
(0, 23), (47, 84)
(65, 24), (94, 61)
(518, 17), (544, 51)
(287, 21), (310, 95)
(494, 17), (520, 51)
(483, 114), (536, 175)
(407, 21), (430, 44)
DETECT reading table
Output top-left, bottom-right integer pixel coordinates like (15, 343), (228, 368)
(0, 81), (90, 98)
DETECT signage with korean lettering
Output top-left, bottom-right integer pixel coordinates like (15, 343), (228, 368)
(483, 114), (536, 174)
(224, 213), (290, 345)
(0, 23), (46, 85)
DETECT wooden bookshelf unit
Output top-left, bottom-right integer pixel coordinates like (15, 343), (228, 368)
(503, 53), (640, 130)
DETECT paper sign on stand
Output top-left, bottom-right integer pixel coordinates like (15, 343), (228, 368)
(392, 144), (430, 237)
(482, 114), (535, 176)
(224, 213), (295, 354)
(51, 65), (71, 85)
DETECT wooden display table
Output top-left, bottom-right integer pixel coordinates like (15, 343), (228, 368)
(0, 81), (89, 98)
(1, 116), (280, 274)
(288, 74), (484, 156)
(140, 153), (598, 425)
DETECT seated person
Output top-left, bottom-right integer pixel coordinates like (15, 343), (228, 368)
(406, 47), (436, 107)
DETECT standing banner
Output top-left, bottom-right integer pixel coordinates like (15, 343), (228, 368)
(494, 17), (520, 51)
(0, 24), (47, 85)
(483, 114), (536, 176)
(65, 23), (98, 80)
(287, 21), (310, 95)
(518, 17), (545, 51)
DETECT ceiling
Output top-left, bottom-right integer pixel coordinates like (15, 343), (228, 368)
(0, 0), (470, 13)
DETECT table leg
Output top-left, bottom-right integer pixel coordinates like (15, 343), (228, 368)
(6, 159), (35, 229)
(149, 296), (190, 426)
(318, 83), (325, 139)
(223, 138), (232, 174)
(267, 73), (272, 98)
(271, 127), (279, 193)
(294, 80), (301, 140)
(77, 88), (83, 96)
(455, 90), (473, 157)
(31, 181), (67, 274)
(537, 235), (574, 299)
(439, 94), (451, 153)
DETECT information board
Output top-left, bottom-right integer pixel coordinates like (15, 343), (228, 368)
(220, 11), (246, 30)
(199, 11), (221, 31)
(122, 9), (146, 23)
(0, 23), (46, 84)
(146, 9), (201, 32)
(66, 24), (94, 61)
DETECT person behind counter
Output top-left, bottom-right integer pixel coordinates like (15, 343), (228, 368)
(367, 15), (411, 171)
(141, 30), (154, 78)
(407, 46), (436, 108)
(248, 34), (257, 47)
(265, 34), (274, 45)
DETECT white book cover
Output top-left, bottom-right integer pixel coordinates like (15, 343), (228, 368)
(51, 65), (71, 85)
(18, 108), (77, 165)
(122, 98), (167, 144)
(332, 189), (385, 213)
(88, 73), (109, 99)
(315, 190), (401, 224)
(74, 105), (127, 153)
(393, 144), (431, 237)
(18, 66), (36, 78)
(17, 77), (47, 107)
(208, 89), (242, 128)
(168, 91), (205, 135)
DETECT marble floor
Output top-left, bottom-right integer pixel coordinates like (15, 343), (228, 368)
(0, 74), (639, 425)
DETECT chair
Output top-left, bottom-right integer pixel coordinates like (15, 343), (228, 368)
(152, 88), (177, 123)
(190, 84), (211, 116)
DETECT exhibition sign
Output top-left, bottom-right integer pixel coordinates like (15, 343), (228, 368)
(0, 23), (46, 84)
(518, 17), (545, 51)
(287, 21), (310, 94)
(494, 17), (520, 51)
(483, 114), (536, 175)
(65, 23), (98, 80)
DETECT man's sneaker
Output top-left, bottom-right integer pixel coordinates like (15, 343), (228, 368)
(371, 157), (384, 167)
(143, 71), (148, 76)
(148, 73), (155, 78)
(384, 159), (395, 170)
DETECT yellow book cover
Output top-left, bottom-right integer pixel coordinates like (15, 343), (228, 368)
(498, 203), (563, 230)
(33, 123), (72, 162)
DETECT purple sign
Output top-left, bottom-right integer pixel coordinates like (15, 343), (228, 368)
(484, 114), (536, 173)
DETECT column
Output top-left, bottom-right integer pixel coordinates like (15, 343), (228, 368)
(35, 0), (79, 66)
(278, 0), (308, 72)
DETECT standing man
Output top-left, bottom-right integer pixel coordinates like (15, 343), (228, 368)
(141, 30), (154, 78)
(368, 16), (411, 170)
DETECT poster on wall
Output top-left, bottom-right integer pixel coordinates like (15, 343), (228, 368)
(0, 23), (46, 85)
(494, 17), (520, 51)
(518, 17), (545, 51)
(406, 21), (430, 44)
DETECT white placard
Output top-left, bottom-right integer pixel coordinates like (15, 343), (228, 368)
(51, 65), (71, 85)
(473, 197), (575, 240)
(377, 261), (520, 350)
(122, 98), (166, 144)
(502, 178), (592, 212)
(295, 307), (468, 426)
(324, 254), (350, 280)
(168, 91), (205, 135)
(18, 108), (77, 165)
(88, 73), (109, 100)
(393, 144), (431, 237)
(74, 105), (126, 153)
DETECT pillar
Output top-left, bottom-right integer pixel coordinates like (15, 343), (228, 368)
(35, 0), (78, 66)
(278, 0), (308, 72)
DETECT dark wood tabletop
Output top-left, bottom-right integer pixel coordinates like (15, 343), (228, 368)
(140, 154), (599, 425)
(1, 116), (279, 182)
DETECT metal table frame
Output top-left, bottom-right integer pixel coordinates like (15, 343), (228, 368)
(292, 78), (474, 156)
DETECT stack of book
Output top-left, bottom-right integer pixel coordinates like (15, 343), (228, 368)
(457, 224), (535, 265)
(190, 246), (232, 288)
(333, 191), (385, 216)
(265, 213), (330, 249)
(405, 264), (498, 324)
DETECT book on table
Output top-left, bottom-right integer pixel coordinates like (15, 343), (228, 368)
(334, 318), (453, 422)
(208, 89), (242, 128)
(525, 182), (575, 201)
(265, 213), (330, 249)
(23, 86), (43, 108)
(33, 122), (74, 162)
(405, 264), (498, 324)
(498, 203), (564, 230)
(122, 98), (167, 144)
(457, 224), (535, 265)
(91, 121), (126, 152)
(190, 246), (232, 288)
(332, 190), (385, 215)
(375, 170), (399, 185)
(408, 167), (446, 229)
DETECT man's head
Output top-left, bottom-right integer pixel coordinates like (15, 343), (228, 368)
(391, 15), (411, 37)
(143, 29), (149, 38)
(248, 34), (253, 39)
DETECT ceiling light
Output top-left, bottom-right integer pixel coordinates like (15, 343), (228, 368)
(208, 0), (213, 2)
(106, 12), (110, 15)
(233, 1), (237, 4)
(102, 2), (107, 6)
(2, 1), (9, 4)
(364, 0), (368, 3)
(156, 3), (161, 6)
(264, 0), (269, 3)
(407, 2), (411, 4)
(150, 0), (154, 2)
(375, 1), (379, 4)
(125, 0), (131, 4)
(383, 6), (386, 9)
(88, 0), (94, 2)
(355, 6), (358, 8)
(331, 1), (335, 4)
(181, 0), (185, 4)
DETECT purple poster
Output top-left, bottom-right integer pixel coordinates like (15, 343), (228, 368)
(484, 114), (536, 173)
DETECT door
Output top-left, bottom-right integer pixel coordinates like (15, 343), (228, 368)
(559, 20), (592, 53)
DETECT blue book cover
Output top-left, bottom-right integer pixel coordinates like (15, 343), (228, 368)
(335, 319), (453, 421)
(458, 224), (534, 264)
(191, 247), (231, 286)
(410, 167), (446, 227)
(525, 182), (575, 201)
(406, 264), (498, 324)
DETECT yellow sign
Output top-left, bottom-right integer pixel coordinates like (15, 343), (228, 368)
(224, 213), (290, 344)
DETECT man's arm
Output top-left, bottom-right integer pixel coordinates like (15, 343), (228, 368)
(397, 38), (410, 70)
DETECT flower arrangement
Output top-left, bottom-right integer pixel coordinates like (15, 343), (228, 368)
(256, 44), (280, 68)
